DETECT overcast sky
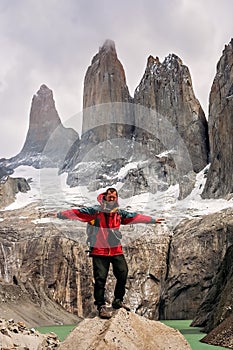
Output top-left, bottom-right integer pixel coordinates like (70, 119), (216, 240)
(0, 0), (232, 159)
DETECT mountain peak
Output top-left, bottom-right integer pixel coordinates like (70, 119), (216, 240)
(101, 39), (116, 52)
(34, 84), (53, 102)
(163, 53), (183, 67)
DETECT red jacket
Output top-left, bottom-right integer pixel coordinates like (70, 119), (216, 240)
(58, 192), (156, 256)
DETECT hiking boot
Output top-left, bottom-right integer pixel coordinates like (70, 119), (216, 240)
(112, 299), (131, 311)
(98, 305), (112, 319)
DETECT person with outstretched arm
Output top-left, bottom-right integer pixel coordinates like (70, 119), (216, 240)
(48, 187), (165, 319)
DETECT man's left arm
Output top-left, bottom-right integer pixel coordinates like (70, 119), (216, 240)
(119, 209), (165, 225)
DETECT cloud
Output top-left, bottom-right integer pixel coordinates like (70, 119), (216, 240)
(0, 0), (232, 158)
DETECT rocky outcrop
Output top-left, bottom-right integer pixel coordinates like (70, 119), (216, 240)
(202, 38), (233, 198)
(0, 176), (30, 209)
(1, 85), (79, 170)
(134, 54), (209, 173)
(58, 308), (192, 350)
(159, 208), (233, 320)
(0, 318), (59, 349)
(201, 314), (233, 349)
(191, 244), (233, 332)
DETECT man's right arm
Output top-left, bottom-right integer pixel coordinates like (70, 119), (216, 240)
(49, 207), (98, 222)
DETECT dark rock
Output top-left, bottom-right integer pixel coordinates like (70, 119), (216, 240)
(191, 244), (233, 332)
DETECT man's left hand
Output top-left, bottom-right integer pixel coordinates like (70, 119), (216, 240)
(155, 218), (165, 224)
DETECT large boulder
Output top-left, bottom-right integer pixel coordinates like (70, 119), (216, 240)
(58, 308), (192, 350)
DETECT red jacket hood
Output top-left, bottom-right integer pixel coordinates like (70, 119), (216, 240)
(97, 192), (119, 208)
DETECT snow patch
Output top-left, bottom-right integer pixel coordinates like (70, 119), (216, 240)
(3, 164), (233, 229)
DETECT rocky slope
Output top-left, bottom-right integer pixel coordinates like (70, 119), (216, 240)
(58, 308), (192, 350)
(202, 38), (233, 198)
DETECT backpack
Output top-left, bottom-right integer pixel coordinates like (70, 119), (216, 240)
(86, 219), (98, 251)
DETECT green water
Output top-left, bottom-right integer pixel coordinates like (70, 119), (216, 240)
(162, 320), (226, 350)
(36, 324), (76, 341)
(37, 320), (227, 349)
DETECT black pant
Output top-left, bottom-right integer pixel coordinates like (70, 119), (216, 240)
(92, 254), (128, 307)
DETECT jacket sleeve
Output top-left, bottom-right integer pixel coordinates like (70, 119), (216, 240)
(119, 209), (156, 225)
(57, 207), (98, 222)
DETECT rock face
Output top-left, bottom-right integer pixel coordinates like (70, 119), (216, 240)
(202, 38), (233, 198)
(1, 85), (79, 170)
(58, 308), (192, 350)
(192, 244), (233, 333)
(159, 208), (233, 320)
(134, 54), (209, 173)
(0, 176), (30, 209)
(1, 203), (233, 325)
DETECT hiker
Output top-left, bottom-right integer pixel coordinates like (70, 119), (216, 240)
(48, 187), (165, 319)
